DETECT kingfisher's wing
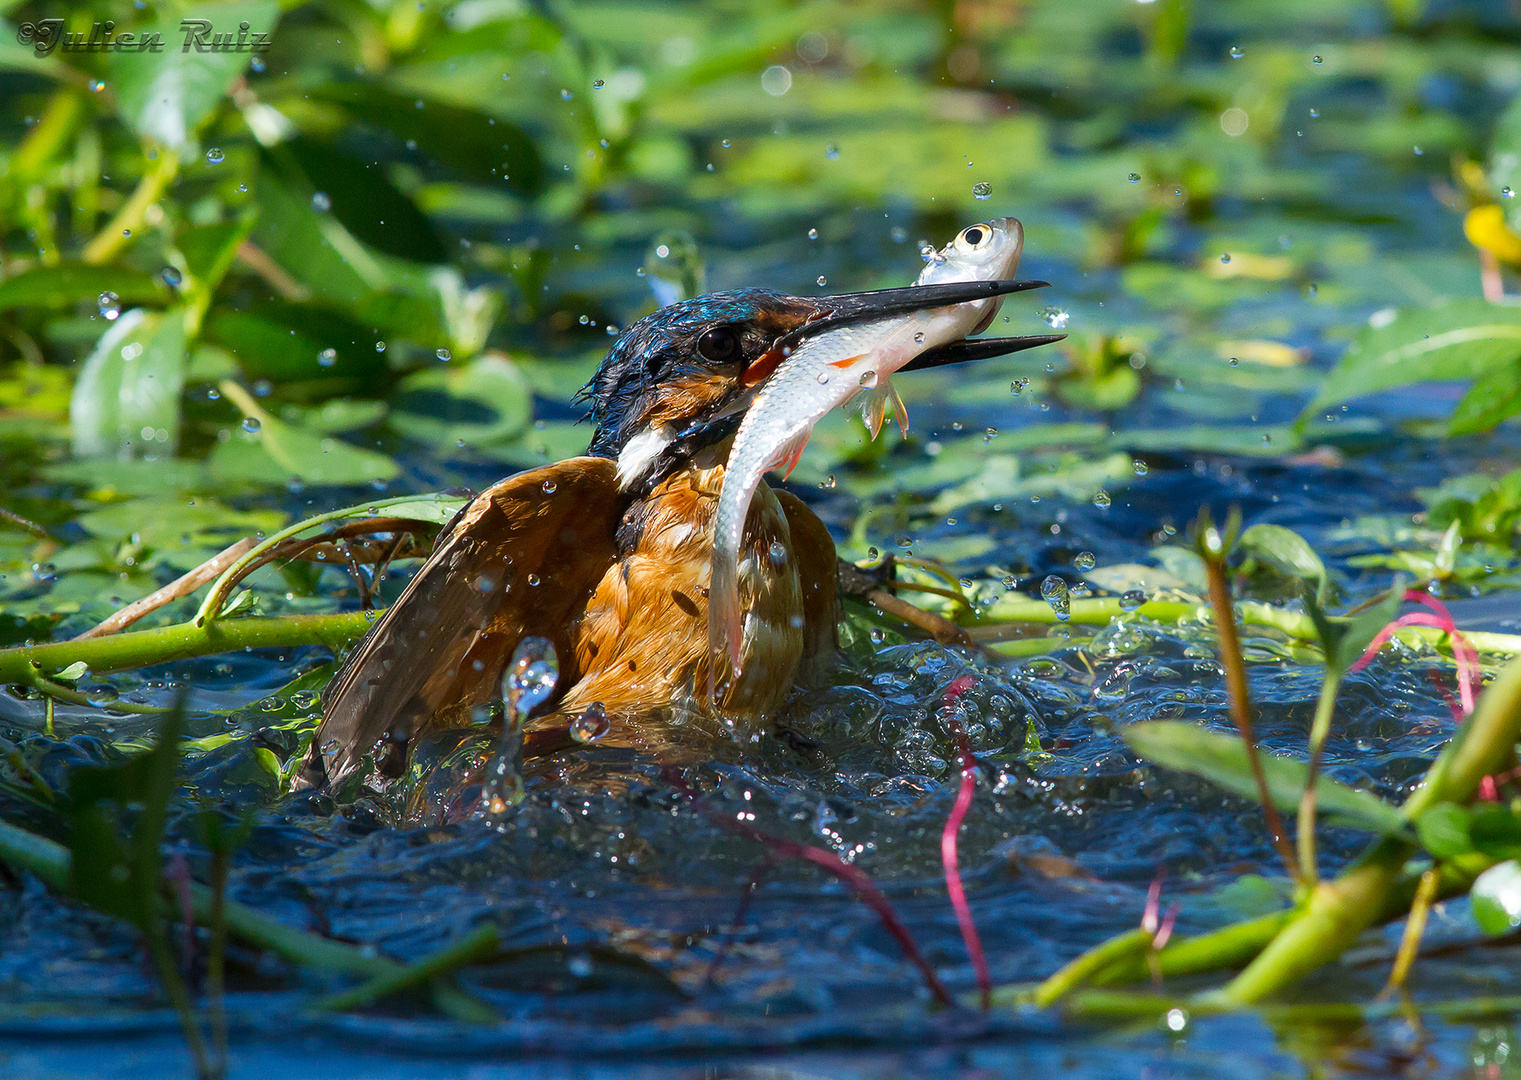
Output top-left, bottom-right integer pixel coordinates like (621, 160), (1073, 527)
(306, 457), (625, 789)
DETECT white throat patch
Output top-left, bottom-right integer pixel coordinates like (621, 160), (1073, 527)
(616, 424), (677, 489)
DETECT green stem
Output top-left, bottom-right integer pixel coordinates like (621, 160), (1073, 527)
(81, 150), (180, 265)
(193, 491), (448, 626)
(148, 930), (214, 1079)
(309, 923), (501, 1017)
(1217, 654), (1521, 1005)
(1007, 927), (1150, 1008)
(0, 611), (378, 684)
(1296, 670), (1343, 890)
(972, 597), (1521, 657)
(24, 665), (170, 714)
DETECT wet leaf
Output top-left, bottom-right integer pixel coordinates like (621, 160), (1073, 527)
(1471, 859), (1521, 937)
(1449, 356), (1521, 436)
(1122, 720), (1408, 837)
(1238, 524), (1328, 600)
(0, 265), (164, 313)
(1415, 802), (1474, 859)
(107, 2), (279, 148)
(70, 309), (188, 458)
(209, 411), (399, 487)
(1304, 302), (1521, 420)
(390, 354), (532, 448)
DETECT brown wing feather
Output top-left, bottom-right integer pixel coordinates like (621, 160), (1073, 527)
(306, 458), (624, 788)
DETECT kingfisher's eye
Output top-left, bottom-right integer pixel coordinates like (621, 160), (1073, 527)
(697, 325), (741, 363)
(956, 224), (991, 251)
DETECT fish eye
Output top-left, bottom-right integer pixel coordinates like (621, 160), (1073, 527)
(697, 325), (741, 363)
(956, 224), (992, 251)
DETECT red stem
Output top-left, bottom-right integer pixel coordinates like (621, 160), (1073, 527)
(938, 674), (991, 1009)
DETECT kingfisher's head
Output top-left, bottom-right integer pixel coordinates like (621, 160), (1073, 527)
(582, 251), (1062, 493)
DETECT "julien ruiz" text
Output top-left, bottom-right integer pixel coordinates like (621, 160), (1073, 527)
(16, 19), (274, 55)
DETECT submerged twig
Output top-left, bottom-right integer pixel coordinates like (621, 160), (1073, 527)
(1382, 867), (1441, 996)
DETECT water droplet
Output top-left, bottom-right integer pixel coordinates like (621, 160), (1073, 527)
(206, 147), (225, 164)
(1073, 551), (1096, 571)
(869, 628), (885, 644)
(1119, 589), (1146, 611)
(318, 348), (337, 367)
(816, 275), (827, 286)
(972, 181), (992, 200)
(1307, 282), (1319, 296)
(97, 292), (121, 320)
(1040, 306), (1069, 329)
(436, 347), (451, 361)
(122, 229), (131, 238)
(821, 474), (836, 489)
(592, 78), (605, 89)
(90, 80), (105, 93)
(1262, 432), (1272, 444)
(1040, 575), (1071, 621)
(375, 341), (386, 353)
(159, 266), (182, 287)
(983, 427), (997, 443)
(1312, 54), (1323, 64)
(570, 702), (611, 743)
(1309, 107), (1320, 118)
(1128, 172), (1141, 183)
(768, 540), (788, 565)
(311, 191), (331, 212)
(1093, 490), (1111, 508)
(816, 372), (829, 385)
(252, 378), (273, 398)
(560, 88), (573, 100)
(1228, 45), (1244, 58)
(241, 417), (262, 434)
(1413, 145), (1423, 156)
(808, 227), (819, 239)
(1219, 253), (1231, 264)
(1010, 378), (1028, 395)
(1504, 187), (1515, 198)
(1132, 459), (1149, 476)
(913, 331), (925, 344)
(824, 143), (840, 160)
(250, 56), (265, 73)
(859, 370), (878, 387)
(1164, 1007), (1189, 1033)
(527, 573), (541, 586)
(542, 479), (558, 494)
(721, 138), (732, 148)
(1228, 356), (1239, 366)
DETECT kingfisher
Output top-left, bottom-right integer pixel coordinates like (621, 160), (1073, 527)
(305, 218), (1063, 791)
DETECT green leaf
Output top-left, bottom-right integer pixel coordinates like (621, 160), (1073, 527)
(1239, 523), (1328, 599)
(1449, 357), (1521, 437)
(389, 355), (532, 448)
(0, 265), (164, 313)
(1325, 583), (1406, 676)
(1470, 804), (1521, 861)
(208, 413), (399, 487)
(1304, 301), (1521, 419)
(107, 2), (280, 148)
(1491, 95), (1521, 235)
(1122, 720), (1408, 837)
(70, 309), (189, 458)
(1415, 802), (1474, 859)
(1471, 859), (1521, 937)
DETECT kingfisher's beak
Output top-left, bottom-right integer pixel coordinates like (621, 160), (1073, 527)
(776, 278), (1060, 359)
(656, 278), (1067, 482)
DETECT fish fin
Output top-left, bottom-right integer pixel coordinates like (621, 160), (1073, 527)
(887, 380), (910, 436)
(773, 429), (812, 480)
(859, 382), (891, 440)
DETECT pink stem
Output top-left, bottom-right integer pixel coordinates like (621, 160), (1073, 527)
(1349, 590), (1481, 716)
(938, 674), (991, 1009)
